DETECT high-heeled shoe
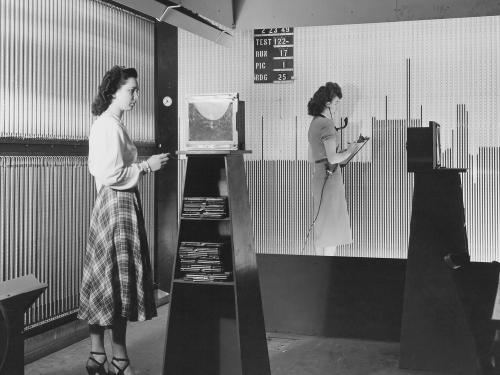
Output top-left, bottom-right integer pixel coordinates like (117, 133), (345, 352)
(108, 357), (130, 375)
(85, 351), (108, 375)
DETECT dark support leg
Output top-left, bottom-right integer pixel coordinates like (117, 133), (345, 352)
(400, 171), (479, 374)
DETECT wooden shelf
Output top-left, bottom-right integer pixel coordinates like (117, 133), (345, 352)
(180, 216), (230, 221)
(163, 151), (270, 375)
(176, 149), (252, 155)
(173, 279), (234, 286)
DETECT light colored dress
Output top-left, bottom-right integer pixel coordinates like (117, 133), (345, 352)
(308, 115), (352, 255)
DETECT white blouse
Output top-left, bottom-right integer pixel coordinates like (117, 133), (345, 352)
(88, 113), (142, 192)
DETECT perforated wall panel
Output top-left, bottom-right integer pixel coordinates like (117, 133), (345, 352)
(0, 156), (155, 330)
(178, 16), (500, 261)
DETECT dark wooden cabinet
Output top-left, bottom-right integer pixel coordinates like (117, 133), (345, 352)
(400, 169), (480, 374)
(162, 151), (270, 375)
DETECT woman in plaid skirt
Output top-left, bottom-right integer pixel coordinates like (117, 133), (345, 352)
(78, 66), (169, 375)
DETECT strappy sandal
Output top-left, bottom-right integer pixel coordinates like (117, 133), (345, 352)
(85, 351), (108, 375)
(109, 357), (130, 375)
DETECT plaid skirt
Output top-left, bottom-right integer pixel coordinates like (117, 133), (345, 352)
(78, 186), (157, 326)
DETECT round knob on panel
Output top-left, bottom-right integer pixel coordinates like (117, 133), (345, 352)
(162, 96), (172, 107)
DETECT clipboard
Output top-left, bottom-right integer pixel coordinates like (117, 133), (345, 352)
(340, 139), (369, 166)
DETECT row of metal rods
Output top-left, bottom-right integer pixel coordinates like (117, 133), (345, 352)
(0, 0), (155, 142)
(0, 156), (156, 329)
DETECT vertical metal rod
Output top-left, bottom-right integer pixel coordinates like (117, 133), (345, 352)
(0, 158), (4, 281)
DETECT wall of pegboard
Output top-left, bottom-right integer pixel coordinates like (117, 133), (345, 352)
(178, 16), (500, 260)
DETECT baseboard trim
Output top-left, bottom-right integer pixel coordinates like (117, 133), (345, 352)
(24, 318), (88, 364)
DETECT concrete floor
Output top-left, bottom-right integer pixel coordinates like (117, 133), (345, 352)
(25, 305), (450, 375)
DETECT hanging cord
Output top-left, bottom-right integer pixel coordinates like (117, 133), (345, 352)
(301, 169), (331, 252)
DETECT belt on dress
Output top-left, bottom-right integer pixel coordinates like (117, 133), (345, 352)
(315, 158), (338, 175)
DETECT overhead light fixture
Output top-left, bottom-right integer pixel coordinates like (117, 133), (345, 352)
(110, 0), (233, 47)
(157, 4), (232, 47)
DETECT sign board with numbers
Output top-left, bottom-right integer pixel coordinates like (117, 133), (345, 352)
(254, 28), (294, 83)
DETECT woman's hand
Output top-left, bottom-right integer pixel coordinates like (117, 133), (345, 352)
(339, 143), (357, 154)
(146, 153), (169, 172)
(356, 134), (370, 143)
(346, 142), (358, 153)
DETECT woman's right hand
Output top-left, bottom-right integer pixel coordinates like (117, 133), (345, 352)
(146, 153), (169, 172)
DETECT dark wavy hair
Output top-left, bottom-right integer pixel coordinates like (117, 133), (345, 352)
(307, 82), (342, 116)
(91, 65), (138, 116)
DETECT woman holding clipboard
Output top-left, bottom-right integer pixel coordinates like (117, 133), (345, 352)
(307, 82), (357, 255)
